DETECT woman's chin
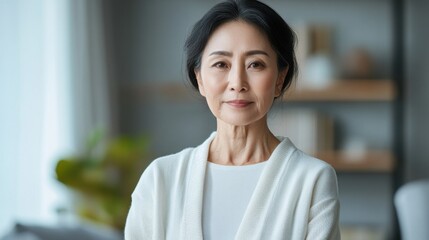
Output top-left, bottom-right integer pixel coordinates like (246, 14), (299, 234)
(216, 115), (266, 128)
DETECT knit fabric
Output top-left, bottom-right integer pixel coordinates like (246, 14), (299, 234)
(125, 132), (340, 240)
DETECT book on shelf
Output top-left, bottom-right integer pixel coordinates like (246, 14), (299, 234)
(268, 109), (334, 155)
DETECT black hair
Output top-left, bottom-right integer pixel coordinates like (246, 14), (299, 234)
(184, 0), (297, 95)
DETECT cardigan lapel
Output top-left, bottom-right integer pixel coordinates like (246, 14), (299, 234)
(181, 133), (216, 240)
(181, 134), (296, 239)
(234, 138), (296, 239)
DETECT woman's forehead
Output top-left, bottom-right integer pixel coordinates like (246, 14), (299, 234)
(202, 20), (274, 57)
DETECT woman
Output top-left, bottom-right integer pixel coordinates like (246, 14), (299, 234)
(125, 0), (340, 239)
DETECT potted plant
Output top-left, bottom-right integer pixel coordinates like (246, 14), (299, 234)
(55, 130), (150, 231)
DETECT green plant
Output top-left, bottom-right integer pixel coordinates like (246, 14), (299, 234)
(55, 130), (150, 230)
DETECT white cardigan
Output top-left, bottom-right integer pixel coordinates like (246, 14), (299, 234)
(125, 133), (340, 240)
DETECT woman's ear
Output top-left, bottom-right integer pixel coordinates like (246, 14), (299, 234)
(195, 70), (206, 97)
(275, 66), (289, 97)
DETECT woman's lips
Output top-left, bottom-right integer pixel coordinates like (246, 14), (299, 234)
(226, 100), (253, 108)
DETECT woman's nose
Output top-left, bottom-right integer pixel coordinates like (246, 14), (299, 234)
(228, 65), (248, 92)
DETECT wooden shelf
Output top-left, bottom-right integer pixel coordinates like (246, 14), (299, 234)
(315, 150), (395, 173)
(283, 80), (395, 102)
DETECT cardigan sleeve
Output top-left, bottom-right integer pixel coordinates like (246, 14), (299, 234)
(124, 166), (156, 240)
(306, 165), (341, 240)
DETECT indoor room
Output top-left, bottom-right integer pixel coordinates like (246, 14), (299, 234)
(1, 0), (428, 239)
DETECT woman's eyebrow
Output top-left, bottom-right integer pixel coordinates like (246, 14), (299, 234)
(209, 51), (232, 57)
(245, 50), (269, 57)
(208, 50), (269, 57)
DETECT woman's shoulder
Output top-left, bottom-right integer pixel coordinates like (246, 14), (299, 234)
(279, 138), (336, 176)
(279, 141), (339, 196)
(145, 147), (196, 173)
(289, 149), (338, 192)
(277, 138), (332, 168)
(132, 147), (198, 195)
(294, 149), (334, 172)
(140, 133), (215, 179)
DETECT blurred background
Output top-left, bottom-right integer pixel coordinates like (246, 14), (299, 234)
(1, 0), (428, 239)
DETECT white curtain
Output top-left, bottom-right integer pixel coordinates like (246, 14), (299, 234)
(68, 0), (114, 149)
(0, 0), (113, 234)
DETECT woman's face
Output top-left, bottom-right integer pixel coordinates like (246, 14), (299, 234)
(196, 20), (287, 127)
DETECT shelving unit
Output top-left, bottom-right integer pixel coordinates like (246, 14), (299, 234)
(315, 150), (395, 173)
(284, 80), (395, 102)
(275, 1), (402, 238)
(281, 79), (397, 174)
(278, 77), (398, 238)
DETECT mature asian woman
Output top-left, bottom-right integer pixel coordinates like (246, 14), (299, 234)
(125, 0), (340, 239)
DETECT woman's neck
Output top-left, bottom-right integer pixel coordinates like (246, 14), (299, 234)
(209, 117), (280, 166)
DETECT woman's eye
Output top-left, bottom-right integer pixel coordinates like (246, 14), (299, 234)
(248, 61), (265, 69)
(212, 62), (228, 69)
